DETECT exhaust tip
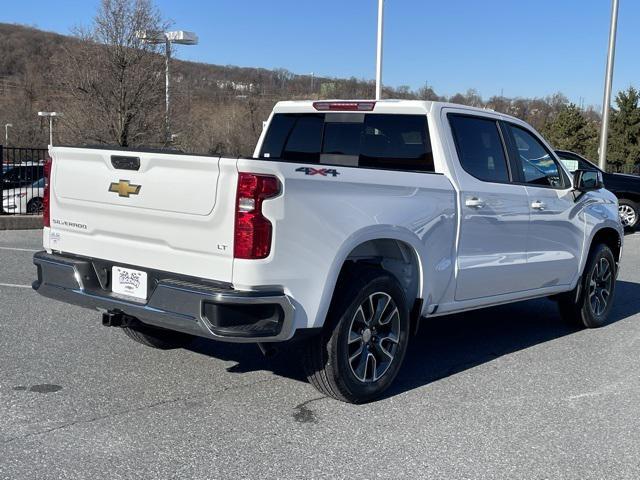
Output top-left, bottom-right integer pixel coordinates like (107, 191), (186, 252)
(257, 343), (279, 359)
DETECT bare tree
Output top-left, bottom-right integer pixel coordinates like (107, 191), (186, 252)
(52, 0), (167, 147)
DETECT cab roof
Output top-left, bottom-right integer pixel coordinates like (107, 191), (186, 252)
(271, 99), (525, 125)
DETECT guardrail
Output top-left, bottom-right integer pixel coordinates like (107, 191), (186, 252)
(0, 145), (49, 216)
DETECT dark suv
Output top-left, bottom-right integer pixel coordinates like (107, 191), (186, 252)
(556, 150), (640, 229)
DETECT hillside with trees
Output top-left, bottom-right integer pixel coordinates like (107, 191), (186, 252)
(0, 0), (638, 172)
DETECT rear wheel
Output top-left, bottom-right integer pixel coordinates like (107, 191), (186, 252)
(557, 243), (616, 328)
(121, 324), (194, 349)
(302, 266), (411, 403)
(618, 199), (639, 229)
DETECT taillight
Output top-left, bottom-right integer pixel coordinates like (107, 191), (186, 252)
(43, 155), (52, 227)
(234, 173), (280, 259)
(313, 101), (376, 111)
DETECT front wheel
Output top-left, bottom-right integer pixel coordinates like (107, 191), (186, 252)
(302, 267), (411, 403)
(557, 243), (616, 328)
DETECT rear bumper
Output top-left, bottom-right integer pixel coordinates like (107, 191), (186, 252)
(32, 251), (296, 343)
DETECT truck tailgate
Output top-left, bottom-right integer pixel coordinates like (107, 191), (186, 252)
(46, 147), (237, 283)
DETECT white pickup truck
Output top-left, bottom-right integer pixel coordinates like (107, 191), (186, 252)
(34, 100), (623, 403)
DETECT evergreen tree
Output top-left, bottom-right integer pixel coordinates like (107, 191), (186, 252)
(542, 103), (599, 159)
(607, 87), (640, 172)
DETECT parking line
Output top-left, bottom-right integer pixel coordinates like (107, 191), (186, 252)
(0, 283), (32, 289)
(0, 246), (39, 252)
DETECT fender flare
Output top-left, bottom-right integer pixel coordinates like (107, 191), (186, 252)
(311, 225), (425, 329)
(578, 220), (623, 279)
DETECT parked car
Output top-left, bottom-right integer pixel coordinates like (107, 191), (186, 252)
(1, 177), (45, 214)
(556, 150), (640, 229)
(33, 100), (623, 403)
(1, 161), (45, 190)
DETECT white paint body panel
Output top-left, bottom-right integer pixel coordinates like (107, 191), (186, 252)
(46, 147), (236, 282)
(44, 101), (623, 339)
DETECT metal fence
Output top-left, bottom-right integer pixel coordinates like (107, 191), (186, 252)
(0, 145), (49, 215)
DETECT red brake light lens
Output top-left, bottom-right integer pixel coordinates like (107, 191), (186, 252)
(313, 101), (376, 112)
(234, 173), (280, 259)
(43, 155), (52, 228)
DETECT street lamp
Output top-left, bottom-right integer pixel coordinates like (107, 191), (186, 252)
(137, 30), (199, 143)
(4, 123), (12, 146)
(37, 112), (63, 146)
(375, 0), (384, 100)
(598, 0), (620, 171)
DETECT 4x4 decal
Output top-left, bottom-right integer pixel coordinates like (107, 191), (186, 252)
(295, 167), (340, 177)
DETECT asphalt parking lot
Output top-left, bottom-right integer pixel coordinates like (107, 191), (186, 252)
(2, 230), (640, 479)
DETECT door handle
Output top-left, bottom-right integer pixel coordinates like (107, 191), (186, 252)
(531, 200), (546, 210)
(465, 197), (485, 209)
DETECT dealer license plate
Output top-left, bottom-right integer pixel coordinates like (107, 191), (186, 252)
(112, 266), (148, 300)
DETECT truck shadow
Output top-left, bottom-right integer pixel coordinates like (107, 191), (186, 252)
(387, 279), (640, 399)
(186, 280), (640, 400)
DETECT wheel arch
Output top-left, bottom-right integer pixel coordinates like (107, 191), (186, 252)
(314, 228), (425, 330)
(616, 192), (640, 205)
(342, 238), (423, 310)
(591, 227), (622, 264)
(579, 226), (623, 283)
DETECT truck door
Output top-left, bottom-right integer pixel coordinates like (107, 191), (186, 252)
(445, 112), (532, 301)
(502, 122), (581, 288)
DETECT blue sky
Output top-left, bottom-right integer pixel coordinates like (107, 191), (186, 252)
(3, 0), (639, 107)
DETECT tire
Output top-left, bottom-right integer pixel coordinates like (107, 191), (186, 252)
(618, 199), (639, 230)
(121, 324), (194, 349)
(557, 243), (616, 328)
(302, 266), (411, 403)
(27, 197), (44, 214)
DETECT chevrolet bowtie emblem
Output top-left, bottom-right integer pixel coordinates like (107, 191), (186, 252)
(108, 180), (141, 198)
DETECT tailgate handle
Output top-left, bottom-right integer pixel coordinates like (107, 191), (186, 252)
(111, 155), (140, 171)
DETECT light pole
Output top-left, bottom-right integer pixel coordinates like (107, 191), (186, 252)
(137, 30), (199, 144)
(4, 123), (12, 146)
(375, 0), (384, 100)
(598, 0), (620, 171)
(37, 112), (63, 146)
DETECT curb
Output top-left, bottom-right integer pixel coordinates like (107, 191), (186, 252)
(0, 215), (43, 230)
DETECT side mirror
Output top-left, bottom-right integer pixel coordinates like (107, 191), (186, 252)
(574, 169), (604, 192)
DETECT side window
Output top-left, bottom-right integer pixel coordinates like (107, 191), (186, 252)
(448, 115), (510, 183)
(508, 125), (564, 188)
(559, 158), (579, 173)
(557, 153), (596, 173)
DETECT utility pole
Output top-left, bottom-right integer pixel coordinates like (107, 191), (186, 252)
(4, 123), (12, 145)
(375, 0), (384, 100)
(165, 37), (171, 144)
(598, 0), (620, 171)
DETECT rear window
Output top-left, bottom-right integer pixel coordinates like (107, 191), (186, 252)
(259, 113), (434, 172)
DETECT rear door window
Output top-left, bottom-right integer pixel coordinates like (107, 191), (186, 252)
(259, 113), (434, 172)
(448, 114), (510, 183)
